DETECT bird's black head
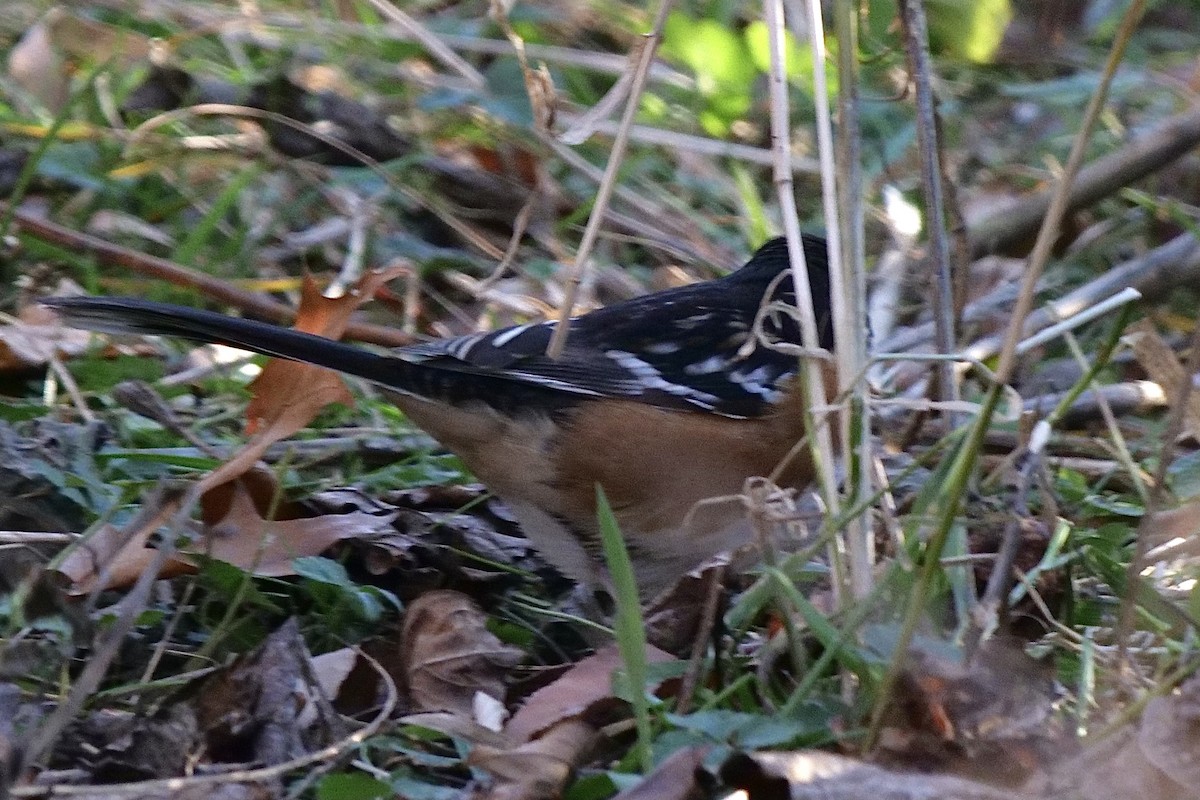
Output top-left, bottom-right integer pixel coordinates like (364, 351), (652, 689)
(730, 234), (833, 351)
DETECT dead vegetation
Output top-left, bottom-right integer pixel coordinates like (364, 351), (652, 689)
(3, 0), (1200, 798)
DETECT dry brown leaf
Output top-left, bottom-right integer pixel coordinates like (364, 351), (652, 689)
(1143, 500), (1200, 555)
(7, 15), (70, 111)
(469, 718), (597, 800)
(306, 648), (396, 719)
(1137, 673), (1200, 790)
(610, 745), (711, 800)
(0, 301), (91, 371)
(187, 479), (397, 577)
(874, 639), (1063, 785)
(398, 711), (509, 748)
(244, 268), (402, 436)
(1034, 707), (1199, 800)
(1125, 318), (1200, 440)
(197, 468), (304, 525)
(9, 9), (153, 112)
(456, 643), (678, 796)
(243, 358), (353, 438)
(192, 266), (403, 496)
(505, 644), (675, 744)
(310, 648), (359, 702)
(400, 590), (521, 719)
(56, 488), (194, 594)
(54, 704), (199, 783)
(58, 475), (396, 592)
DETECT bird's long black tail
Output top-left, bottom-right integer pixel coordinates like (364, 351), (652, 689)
(41, 296), (406, 387)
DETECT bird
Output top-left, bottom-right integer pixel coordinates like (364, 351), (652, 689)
(42, 235), (834, 596)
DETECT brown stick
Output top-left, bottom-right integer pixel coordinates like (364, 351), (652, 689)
(968, 104), (1200, 257)
(7, 202), (414, 347)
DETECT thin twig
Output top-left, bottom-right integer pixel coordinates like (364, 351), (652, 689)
(18, 490), (187, 774)
(964, 422), (1044, 659)
(880, 230), (1200, 366)
(897, 0), (958, 425)
(546, 0), (673, 358)
(17, 650), (398, 796)
(364, 0), (486, 88)
(0, 532), (78, 544)
(763, 0), (844, 602)
(557, 114), (820, 172)
(865, 0), (1147, 751)
(1114, 316), (1200, 661)
(156, 2), (693, 85)
(46, 355), (94, 423)
(128, 102), (504, 262)
(826, 0), (877, 601)
(969, 104), (1200, 257)
(994, 1), (1147, 387)
(475, 197), (539, 293)
(674, 564), (727, 715)
(8, 201), (413, 347)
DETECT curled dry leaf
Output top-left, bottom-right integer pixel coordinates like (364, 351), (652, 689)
(244, 267), (404, 437)
(471, 644), (677, 799)
(610, 744), (711, 800)
(10, 8), (152, 112)
(193, 265), (405, 496)
(0, 297), (91, 371)
(875, 639), (1064, 785)
(469, 718), (596, 800)
(1124, 318), (1200, 440)
(56, 486), (194, 594)
(191, 473), (397, 578)
(58, 474), (396, 592)
(400, 590), (521, 718)
(7, 15), (69, 111)
(504, 644), (675, 745)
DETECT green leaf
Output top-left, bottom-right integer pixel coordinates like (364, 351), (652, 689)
(0, 403), (51, 423)
(65, 353), (166, 392)
(744, 20), (828, 87)
(926, 0), (1012, 63)
(1083, 494), (1144, 518)
(666, 709), (755, 741)
(316, 773), (393, 800)
(735, 713), (826, 748)
(660, 13), (755, 135)
(1168, 450), (1200, 501)
(564, 772), (619, 800)
(171, 164), (260, 267)
(293, 556), (353, 587)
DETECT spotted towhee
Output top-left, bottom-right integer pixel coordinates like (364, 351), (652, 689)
(43, 235), (834, 594)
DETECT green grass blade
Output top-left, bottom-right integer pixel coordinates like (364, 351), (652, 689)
(596, 485), (653, 773)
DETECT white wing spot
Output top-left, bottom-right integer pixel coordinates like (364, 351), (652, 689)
(645, 340), (681, 355)
(447, 333), (487, 360)
(606, 350), (719, 409)
(676, 312), (714, 330)
(489, 322), (537, 348)
(684, 354), (729, 375)
(507, 372), (606, 395)
(730, 364), (788, 400)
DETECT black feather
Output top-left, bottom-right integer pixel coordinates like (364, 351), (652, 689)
(43, 234), (833, 418)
